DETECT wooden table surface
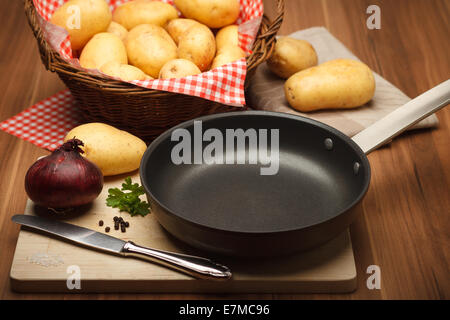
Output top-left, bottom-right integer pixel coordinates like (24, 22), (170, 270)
(0, 0), (448, 300)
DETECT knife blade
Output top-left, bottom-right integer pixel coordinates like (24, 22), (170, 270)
(11, 214), (232, 280)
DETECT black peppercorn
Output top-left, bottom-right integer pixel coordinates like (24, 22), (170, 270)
(105, 227), (110, 233)
(99, 220), (104, 226)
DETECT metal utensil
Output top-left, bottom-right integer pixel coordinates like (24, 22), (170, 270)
(139, 79), (449, 257)
(11, 214), (232, 280)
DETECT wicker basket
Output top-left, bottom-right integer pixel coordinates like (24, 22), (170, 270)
(24, 0), (284, 142)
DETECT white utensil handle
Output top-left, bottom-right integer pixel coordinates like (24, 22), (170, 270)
(352, 79), (450, 154)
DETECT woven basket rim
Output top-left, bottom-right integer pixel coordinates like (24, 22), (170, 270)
(24, 0), (285, 95)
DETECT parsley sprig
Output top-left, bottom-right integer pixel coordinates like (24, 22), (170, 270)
(106, 177), (151, 217)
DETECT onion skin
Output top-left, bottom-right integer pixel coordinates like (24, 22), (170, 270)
(25, 139), (104, 209)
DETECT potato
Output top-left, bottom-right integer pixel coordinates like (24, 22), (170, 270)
(79, 33), (127, 69)
(174, 0), (240, 29)
(267, 37), (318, 79)
(100, 61), (148, 81)
(113, 0), (178, 30)
(126, 31), (177, 78)
(125, 24), (175, 46)
(165, 18), (199, 45)
(159, 59), (201, 79)
(216, 25), (239, 51)
(50, 0), (112, 51)
(64, 123), (147, 176)
(210, 45), (245, 69)
(177, 24), (216, 72)
(284, 59), (375, 112)
(107, 21), (128, 41)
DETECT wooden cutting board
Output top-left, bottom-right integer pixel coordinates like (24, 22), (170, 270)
(10, 171), (357, 293)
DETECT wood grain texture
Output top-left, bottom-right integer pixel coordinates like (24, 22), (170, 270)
(0, 0), (449, 299)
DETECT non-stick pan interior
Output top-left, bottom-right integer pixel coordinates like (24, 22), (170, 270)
(141, 112), (370, 233)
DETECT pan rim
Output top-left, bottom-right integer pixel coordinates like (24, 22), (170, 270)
(140, 110), (371, 235)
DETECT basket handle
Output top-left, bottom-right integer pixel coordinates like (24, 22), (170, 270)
(24, 0), (57, 71)
(245, 0), (285, 74)
(258, 0), (285, 42)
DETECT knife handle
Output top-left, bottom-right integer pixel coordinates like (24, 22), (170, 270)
(121, 241), (232, 280)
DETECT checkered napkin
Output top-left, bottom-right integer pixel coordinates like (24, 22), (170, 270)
(32, 0), (264, 106)
(0, 90), (81, 151)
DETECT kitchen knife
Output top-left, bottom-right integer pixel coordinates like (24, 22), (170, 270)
(11, 214), (232, 280)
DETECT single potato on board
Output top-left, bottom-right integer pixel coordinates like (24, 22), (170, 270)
(79, 33), (127, 69)
(284, 59), (375, 112)
(50, 0), (112, 51)
(267, 37), (318, 79)
(64, 123), (147, 176)
(174, 0), (240, 29)
(112, 0), (178, 30)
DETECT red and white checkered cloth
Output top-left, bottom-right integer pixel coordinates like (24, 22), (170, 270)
(33, 0), (264, 106)
(0, 90), (80, 151)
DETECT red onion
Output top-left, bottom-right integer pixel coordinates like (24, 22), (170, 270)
(25, 139), (103, 209)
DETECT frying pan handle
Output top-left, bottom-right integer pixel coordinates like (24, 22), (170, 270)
(122, 241), (232, 280)
(352, 79), (450, 154)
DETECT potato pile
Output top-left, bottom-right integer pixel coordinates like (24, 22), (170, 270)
(51, 0), (245, 81)
(267, 37), (375, 112)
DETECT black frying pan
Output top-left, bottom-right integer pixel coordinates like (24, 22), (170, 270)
(140, 80), (449, 258)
